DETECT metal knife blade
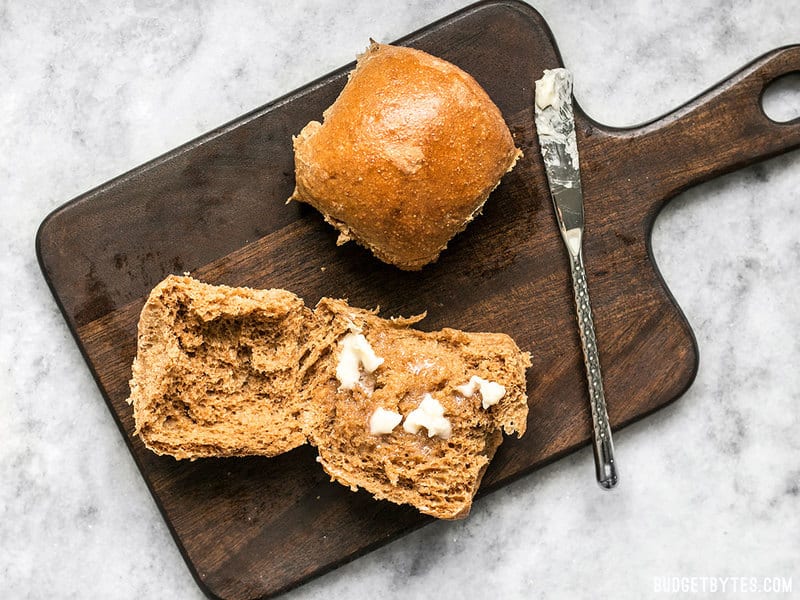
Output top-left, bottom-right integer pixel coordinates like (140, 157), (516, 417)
(534, 68), (619, 490)
(534, 69), (585, 254)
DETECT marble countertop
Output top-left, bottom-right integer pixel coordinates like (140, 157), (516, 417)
(2, 1), (798, 598)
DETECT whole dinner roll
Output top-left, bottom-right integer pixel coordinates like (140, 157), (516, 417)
(290, 42), (521, 270)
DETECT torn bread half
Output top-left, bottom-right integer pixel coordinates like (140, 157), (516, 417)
(303, 298), (530, 519)
(128, 275), (311, 459)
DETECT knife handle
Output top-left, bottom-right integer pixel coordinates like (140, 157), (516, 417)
(568, 249), (618, 489)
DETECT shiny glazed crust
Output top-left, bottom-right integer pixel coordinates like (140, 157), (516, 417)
(291, 42), (521, 270)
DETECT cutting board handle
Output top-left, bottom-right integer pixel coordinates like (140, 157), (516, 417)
(636, 45), (800, 204)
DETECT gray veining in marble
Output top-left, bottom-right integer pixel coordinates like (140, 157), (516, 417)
(2, 1), (798, 599)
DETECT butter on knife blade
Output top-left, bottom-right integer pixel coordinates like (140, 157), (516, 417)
(533, 67), (619, 490)
(534, 69), (584, 258)
(535, 69), (580, 177)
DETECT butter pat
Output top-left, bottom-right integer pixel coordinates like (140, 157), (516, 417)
(456, 376), (506, 409)
(403, 394), (452, 439)
(535, 69), (559, 110)
(369, 407), (403, 435)
(336, 333), (384, 390)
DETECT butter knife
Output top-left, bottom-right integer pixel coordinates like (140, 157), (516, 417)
(534, 68), (618, 489)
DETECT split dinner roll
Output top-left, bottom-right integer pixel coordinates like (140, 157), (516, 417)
(290, 42), (521, 270)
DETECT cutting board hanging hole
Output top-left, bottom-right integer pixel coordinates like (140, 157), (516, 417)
(762, 73), (800, 123)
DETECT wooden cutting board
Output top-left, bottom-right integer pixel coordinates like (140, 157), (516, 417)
(36, 1), (800, 598)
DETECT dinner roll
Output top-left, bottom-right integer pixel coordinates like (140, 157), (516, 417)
(290, 42), (521, 270)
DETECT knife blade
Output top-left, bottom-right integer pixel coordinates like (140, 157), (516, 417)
(534, 68), (619, 489)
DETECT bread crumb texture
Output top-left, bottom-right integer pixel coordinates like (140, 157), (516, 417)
(128, 275), (531, 519)
(128, 276), (311, 459)
(290, 42), (522, 271)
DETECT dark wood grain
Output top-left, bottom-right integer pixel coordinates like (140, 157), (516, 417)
(35, 2), (800, 599)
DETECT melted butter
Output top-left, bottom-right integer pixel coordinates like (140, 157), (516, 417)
(456, 375), (506, 409)
(403, 394), (452, 439)
(336, 333), (384, 390)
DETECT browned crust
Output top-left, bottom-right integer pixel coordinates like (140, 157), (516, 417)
(290, 42), (521, 270)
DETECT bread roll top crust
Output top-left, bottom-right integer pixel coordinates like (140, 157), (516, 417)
(292, 42), (521, 270)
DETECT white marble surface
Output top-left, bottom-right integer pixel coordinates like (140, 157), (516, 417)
(2, 1), (799, 598)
